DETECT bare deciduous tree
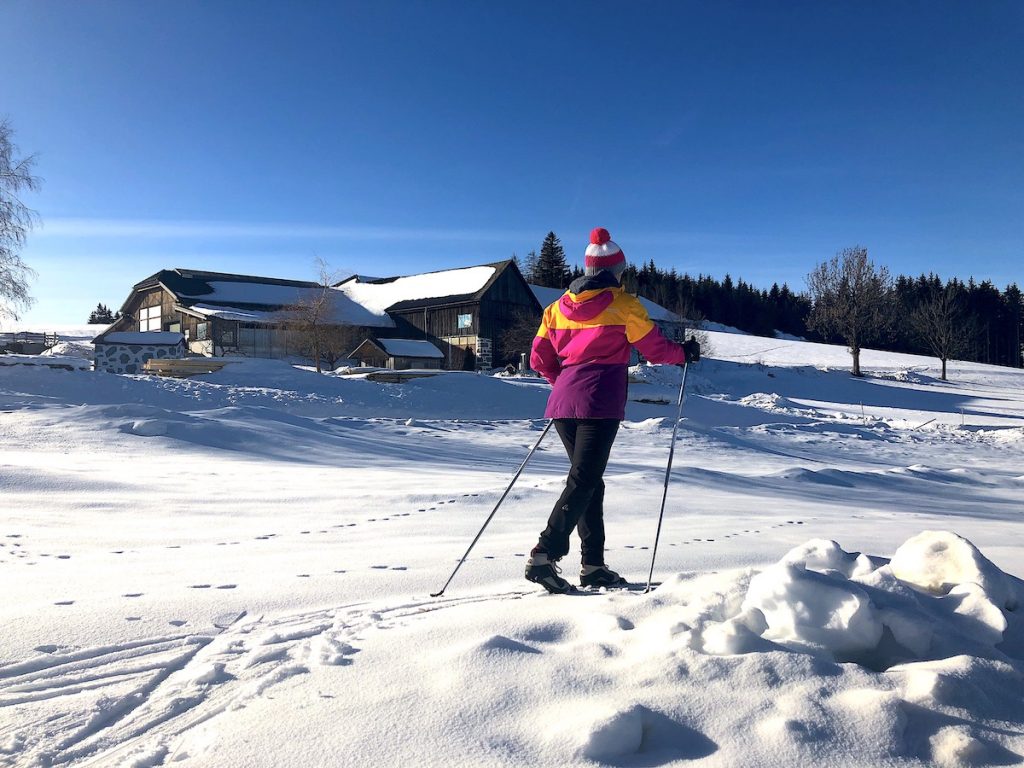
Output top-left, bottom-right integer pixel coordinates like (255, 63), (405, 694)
(498, 309), (542, 370)
(911, 284), (974, 381)
(1, 119), (41, 322)
(281, 258), (358, 372)
(806, 246), (893, 376)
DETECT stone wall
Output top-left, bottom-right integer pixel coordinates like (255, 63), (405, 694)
(94, 342), (184, 374)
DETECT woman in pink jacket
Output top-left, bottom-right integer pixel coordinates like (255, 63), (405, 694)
(526, 228), (699, 593)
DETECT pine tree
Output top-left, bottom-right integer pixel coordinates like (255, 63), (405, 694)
(88, 303), (116, 324)
(534, 232), (570, 289)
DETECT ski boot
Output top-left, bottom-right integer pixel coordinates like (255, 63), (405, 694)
(525, 549), (575, 594)
(580, 564), (627, 588)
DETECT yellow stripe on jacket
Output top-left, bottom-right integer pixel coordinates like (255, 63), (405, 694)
(538, 287), (654, 343)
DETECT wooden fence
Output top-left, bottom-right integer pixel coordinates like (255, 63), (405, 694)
(0, 332), (60, 351)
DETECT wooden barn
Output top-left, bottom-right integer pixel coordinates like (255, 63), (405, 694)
(337, 260), (541, 370)
(98, 260), (544, 371)
(98, 268), (394, 361)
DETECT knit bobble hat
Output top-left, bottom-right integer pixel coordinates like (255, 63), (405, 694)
(584, 227), (627, 278)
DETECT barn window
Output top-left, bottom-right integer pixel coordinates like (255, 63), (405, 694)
(139, 305), (161, 332)
(457, 313), (472, 330)
(196, 322), (209, 341)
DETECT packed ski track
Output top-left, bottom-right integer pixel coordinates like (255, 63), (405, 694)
(2, 327), (1023, 767)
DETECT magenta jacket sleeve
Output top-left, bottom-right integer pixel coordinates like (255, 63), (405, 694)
(633, 324), (687, 365)
(530, 335), (562, 384)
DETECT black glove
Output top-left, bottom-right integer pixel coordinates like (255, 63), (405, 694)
(682, 336), (701, 364)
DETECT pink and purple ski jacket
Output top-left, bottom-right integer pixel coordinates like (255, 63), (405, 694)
(530, 276), (687, 420)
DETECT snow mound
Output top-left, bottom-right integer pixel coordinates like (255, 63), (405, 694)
(41, 340), (94, 360)
(557, 703), (644, 761)
(669, 533), (1022, 669)
(891, 530), (1019, 611)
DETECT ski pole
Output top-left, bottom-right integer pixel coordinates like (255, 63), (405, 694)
(430, 419), (554, 597)
(644, 363), (689, 593)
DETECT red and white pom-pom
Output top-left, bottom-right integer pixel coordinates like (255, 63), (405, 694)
(590, 227), (611, 245)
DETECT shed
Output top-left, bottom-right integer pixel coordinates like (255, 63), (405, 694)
(349, 338), (445, 370)
(92, 331), (186, 374)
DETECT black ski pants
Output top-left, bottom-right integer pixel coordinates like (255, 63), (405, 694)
(537, 418), (620, 565)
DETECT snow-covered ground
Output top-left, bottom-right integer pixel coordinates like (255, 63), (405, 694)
(1, 329), (1022, 767)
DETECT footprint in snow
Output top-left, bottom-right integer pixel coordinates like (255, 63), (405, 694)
(123, 593), (143, 598)
(57, 554), (71, 559)
(54, 600), (74, 606)
(333, 570), (346, 574)
(34, 644), (60, 654)
(190, 584), (212, 589)
(390, 566), (407, 571)
(169, 619), (187, 627)
(125, 616), (142, 622)
(216, 584), (236, 590)
(370, 565), (389, 570)
(297, 574), (310, 578)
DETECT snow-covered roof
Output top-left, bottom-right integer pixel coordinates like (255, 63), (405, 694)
(529, 284), (681, 322)
(376, 338), (444, 359)
(98, 331), (185, 345)
(128, 269), (394, 329)
(177, 285), (393, 328)
(338, 266), (497, 315)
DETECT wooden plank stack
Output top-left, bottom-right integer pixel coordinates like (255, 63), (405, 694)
(143, 358), (230, 377)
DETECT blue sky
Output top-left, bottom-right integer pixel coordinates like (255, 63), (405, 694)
(3, 1), (1022, 324)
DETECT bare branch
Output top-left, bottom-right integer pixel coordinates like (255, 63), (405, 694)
(0, 119), (42, 322)
(276, 257), (359, 372)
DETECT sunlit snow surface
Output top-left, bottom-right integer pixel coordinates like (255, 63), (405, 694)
(1, 330), (1023, 767)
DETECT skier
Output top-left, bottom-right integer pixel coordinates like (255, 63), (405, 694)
(526, 227), (700, 593)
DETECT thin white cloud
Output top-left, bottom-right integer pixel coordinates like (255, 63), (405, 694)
(38, 218), (533, 242)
